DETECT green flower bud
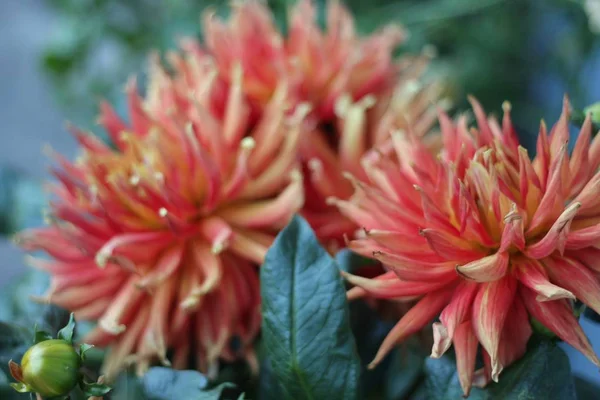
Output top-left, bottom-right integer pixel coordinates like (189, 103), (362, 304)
(16, 339), (81, 398)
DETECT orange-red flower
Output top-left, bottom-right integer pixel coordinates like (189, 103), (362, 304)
(16, 46), (307, 378)
(186, 0), (442, 249)
(334, 97), (600, 396)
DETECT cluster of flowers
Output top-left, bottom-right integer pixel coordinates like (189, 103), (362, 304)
(15, 0), (600, 396)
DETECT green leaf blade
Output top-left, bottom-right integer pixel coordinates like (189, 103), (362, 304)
(424, 339), (577, 400)
(57, 313), (76, 344)
(261, 215), (361, 400)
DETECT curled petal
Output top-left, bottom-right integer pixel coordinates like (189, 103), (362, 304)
(341, 270), (451, 300)
(431, 281), (478, 358)
(218, 171), (303, 229)
(472, 276), (517, 382)
(373, 250), (456, 282)
(456, 251), (509, 282)
(565, 223), (600, 250)
(521, 285), (600, 366)
(528, 143), (567, 233)
(544, 256), (600, 315)
(499, 205), (525, 252)
(497, 297), (531, 376)
(345, 270), (397, 300)
(420, 228), (488, 262)
(454, 320), (478, 397)
(525, 202), (580, 259)
(136, 245), (184, 288)
(513, 258), (575, 302)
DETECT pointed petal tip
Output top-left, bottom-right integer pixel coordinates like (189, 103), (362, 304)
(535, 288), (576, 302)
(431, 322), (452, 359)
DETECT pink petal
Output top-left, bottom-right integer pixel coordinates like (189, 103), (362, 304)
(497, 297), (531, 376)
(524, 202), (580, 259)
(472, 276), (517, 382)
(513, 258), (575, 302)
(499, 205), (525, 252)
(454, 320), (479, 397)
(544, 256), (600, 315)
(420, 228), (488, 262)
(341, 270), (453, 300)
(431, 281), (478, 358)
(521, 285), (600, 366)
(368, 287), (454, 369)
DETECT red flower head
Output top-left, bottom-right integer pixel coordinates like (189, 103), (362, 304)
(16, 47), (307, 378)
(334, 97), (600, 396)
(187, 0), (443, 249)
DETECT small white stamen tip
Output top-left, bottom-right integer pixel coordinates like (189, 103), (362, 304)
(232, 62), (244, 79)
(502, 101), (512, 112)
(325, 197), (339, 206)
(129, 175), (140, 185)
(95, 250), (110, 268)
(307, 159), (323, 175)
(290, 169), (302, 181)
(158, 207), (168, 217)
(334, 94), (352, 117)
(240, 137), (256, 150)
(181, 296), (200, 310)
(360, 95), (377, 109)
(211, 242), (226, 254)
(294, 102), (312, 120)
(154, 172), (164, 182)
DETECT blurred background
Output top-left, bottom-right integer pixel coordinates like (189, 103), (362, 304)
(1, 0), (600, 393)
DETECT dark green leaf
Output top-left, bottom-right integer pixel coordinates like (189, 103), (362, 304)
(46, 394), (69, 400)
(424, 339), (576, 399)
(530, 316), (559, 339)
(257, 353), (285, 399)
(140, 367), (209, 400)
(33, 326), (53, 344)
(261, 215), (361, 400)
(57, 313), (76, 344)
(384, 345), (425, 400)
(348, 300), (395, 397)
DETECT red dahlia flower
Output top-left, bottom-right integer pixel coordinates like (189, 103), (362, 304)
(16, 49), (307, 379)
(334, 97), (600, 396)
(186, 0), (443, 248)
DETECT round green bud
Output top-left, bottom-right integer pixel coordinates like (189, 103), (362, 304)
(20, 339), (81, 397)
